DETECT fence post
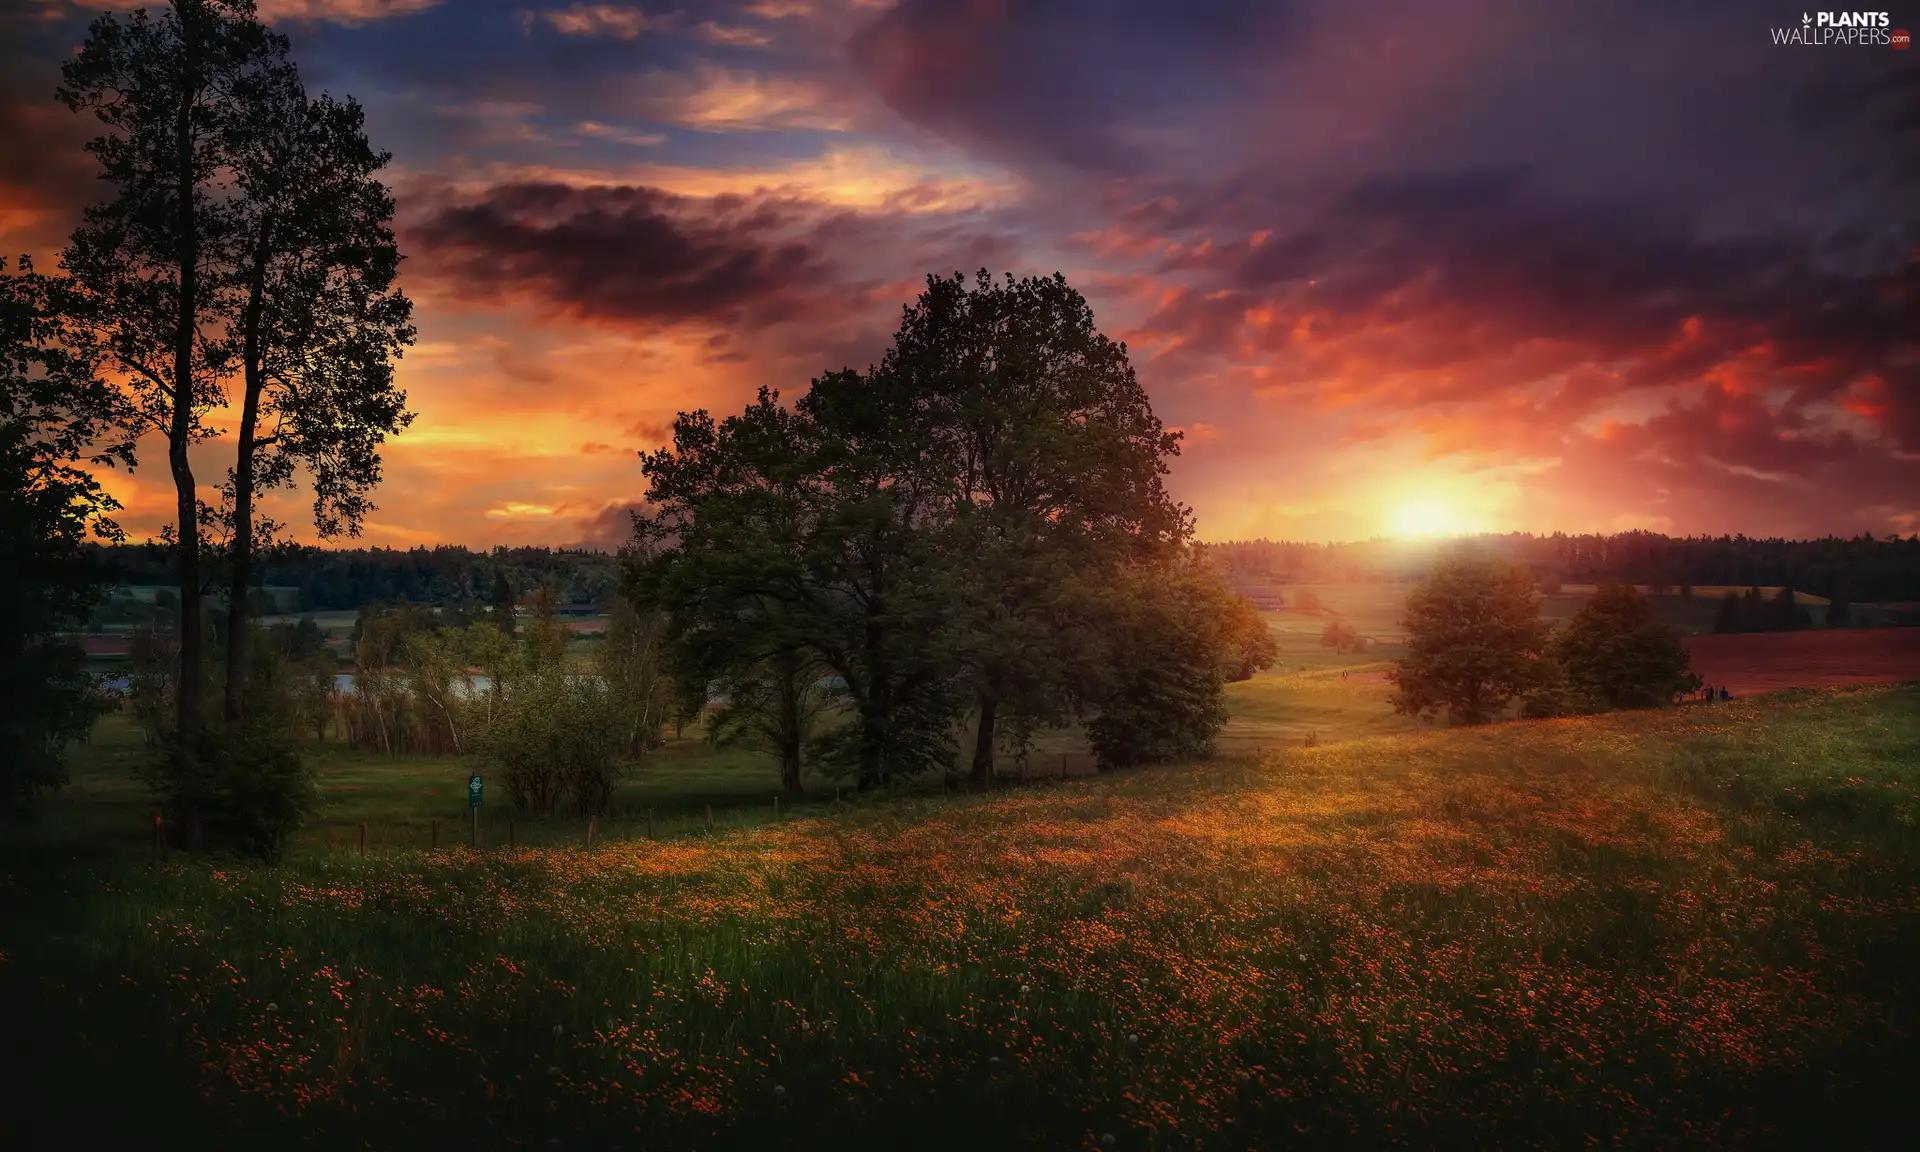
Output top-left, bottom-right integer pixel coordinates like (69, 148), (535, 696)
(471, 807), (478, 850)
(587, 816), (597, 848)
(430, 819), (438, 852)
(705, 805), (713, 834)
(646, 807), (654, 840)
(152, 811), (162, 864)
(774, 795), (782, 821)
(358, 823), (366, 858)
(508, 819), (515, 848)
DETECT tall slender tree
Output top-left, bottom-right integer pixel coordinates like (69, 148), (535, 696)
(221, 75), (414, 722)
(56, 0), (281, 744)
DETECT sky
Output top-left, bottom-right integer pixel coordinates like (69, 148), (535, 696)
(2, 0), (1917, 549)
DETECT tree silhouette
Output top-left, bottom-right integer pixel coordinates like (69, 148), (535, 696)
(1, 259), (123, 811)
(873, 271), (1186, 783)
(56, 0), (284, 747)
(221, 65), (414, 723)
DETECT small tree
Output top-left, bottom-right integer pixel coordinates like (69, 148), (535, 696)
(1390, 545), (1549, 725)
(1293, 588), (1324, 614)
(599, 591), (672, 761)
(1221, 592), (1279, 682)
(1712, 591), (1741, 634)
(1552, 584), (1701, 709)
(1320, 619), (1359, 654)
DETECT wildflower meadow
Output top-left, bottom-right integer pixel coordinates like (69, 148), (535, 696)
(4, 685), (1916, 1148)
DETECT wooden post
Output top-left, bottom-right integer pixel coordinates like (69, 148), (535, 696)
(430, 819), (438, 851)
(646, 807), (655, 840)
(774, 795), (782, 821)
(705, 805), (712, 834)
(587, 816), (597, 848)
(508, 819), (515, 848)
(152, 811), (162, 863)
(358, 823), (367, 858)
(471, 806), (478, 849)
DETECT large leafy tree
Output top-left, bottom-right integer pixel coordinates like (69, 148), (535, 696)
(1554, 584), (1701, 709)
(0, 259), (126, 812)
(56, 0), (285, 744)
(877, 271), (1186, 783)
(642, 387), (963, 792)
(1390, 544), (1551, 725)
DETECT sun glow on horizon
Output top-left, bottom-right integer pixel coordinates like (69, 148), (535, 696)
(1386, 498), (1480, 539)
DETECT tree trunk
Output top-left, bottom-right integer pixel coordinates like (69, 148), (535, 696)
(224, 228), (273, 725)
(969, 692), (997, 786)
(780, 743), (802, 797)
(778, 663), (804, 796)
(169, 24), (204, 748)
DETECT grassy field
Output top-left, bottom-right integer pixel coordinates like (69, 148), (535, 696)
(3, 684), (1917, 1148)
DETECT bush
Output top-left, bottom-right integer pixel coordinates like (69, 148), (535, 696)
(474, 668), (622, 817)
(140, 628), (319, 859)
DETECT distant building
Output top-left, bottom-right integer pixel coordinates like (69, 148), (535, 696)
(1234, 586), (1287, 611)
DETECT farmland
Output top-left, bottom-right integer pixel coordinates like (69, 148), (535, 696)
(3, 682), (1918, 1148)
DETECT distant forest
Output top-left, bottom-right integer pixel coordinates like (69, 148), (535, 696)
(87, 529), (1920, 617)
(91, 543), (624, 613)
(1212, 530), (1920, 603)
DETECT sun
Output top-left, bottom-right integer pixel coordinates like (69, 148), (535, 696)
(1386, 499), (1471, 539)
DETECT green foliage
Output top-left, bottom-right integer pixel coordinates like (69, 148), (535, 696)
(1085, 551), (1247, 768)
(642, 388), (963, 790)
(473, 666), (620, 817)
(1552, 584), (1702, 709)
(140, 628), (318, 859)
(598, 592), (674, 763)
(1, 258), (121, 813)
(644, 272), (1206, 789)
(872, 271), (1187, 780)
(1391, 544), (1551, 725)
(1219, 590), (1280, 682)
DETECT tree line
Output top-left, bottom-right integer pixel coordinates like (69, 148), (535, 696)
(1216, 530), (1920, 604)
(90, 541), (623, 614)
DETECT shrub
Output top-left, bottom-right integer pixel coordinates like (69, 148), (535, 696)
(474, 668), (621, 817)
(140, 630), (318, 859)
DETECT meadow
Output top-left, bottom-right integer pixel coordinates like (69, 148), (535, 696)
(3, 681), (1917, 1148)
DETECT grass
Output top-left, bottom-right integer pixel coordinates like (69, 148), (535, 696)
(3, 685), (1917, 1148)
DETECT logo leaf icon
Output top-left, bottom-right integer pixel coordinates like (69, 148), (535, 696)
(1802, 12), (1812, 23)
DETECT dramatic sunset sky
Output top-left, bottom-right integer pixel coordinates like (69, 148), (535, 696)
(3, 0), (1917, 548)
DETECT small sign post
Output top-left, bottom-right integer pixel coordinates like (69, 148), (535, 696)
(468, 773), (483, 848)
